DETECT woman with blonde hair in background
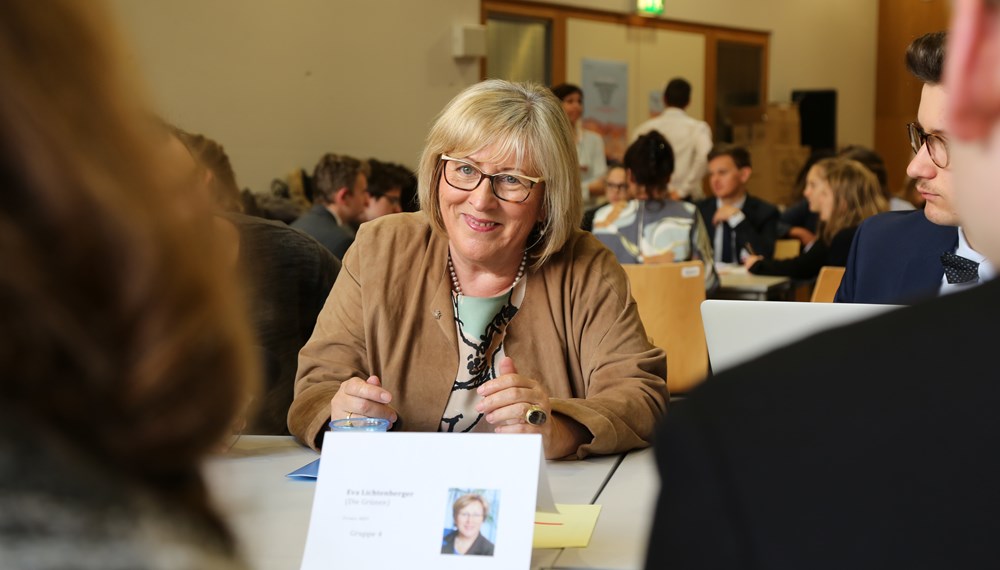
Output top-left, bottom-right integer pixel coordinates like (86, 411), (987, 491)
(745, 157), (889, 279)
(0, 1), (257, 566)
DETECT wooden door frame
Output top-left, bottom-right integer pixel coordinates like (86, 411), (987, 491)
(481, 0), (770, 134)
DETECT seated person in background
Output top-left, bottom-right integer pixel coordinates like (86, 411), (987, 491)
(288, 80), (668, 459)
(551, 83), (607, 206)
(745, 158), (887, 279)
(172, 129), (245, 213)
(839, 145), (915, 211)
(836, 31), (994, 304)
(0, 1), (256, 565)
(697, 144), (780, 263)
(593, 132), (719, 292)
(777, 150), (835, 245)
(173, 128), (340, 435)
(645, 4), (1000, 566)
(363, 159), (407, 222)
(581, 161), (628, 232)
(398, 161), (420, 213)
(291, 153), (369, 259)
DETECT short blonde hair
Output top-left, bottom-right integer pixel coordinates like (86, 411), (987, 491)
(452, 494), (489, 525)
(814, 157), (889, 244)
(417, 80), (582, 268)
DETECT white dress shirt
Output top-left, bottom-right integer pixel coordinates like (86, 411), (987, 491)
(632, 107), (713, 201)
(712, 195), (747, 264)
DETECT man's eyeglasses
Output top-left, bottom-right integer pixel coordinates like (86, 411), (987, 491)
(440, 154), (542, 203)
(606, 182), (629, 192)
(907, 122), (949, 169)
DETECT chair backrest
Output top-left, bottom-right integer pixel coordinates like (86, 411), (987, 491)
(810, 266), (846, 302)
(622, 261), (708, 394)
(773, 239), (801, 260)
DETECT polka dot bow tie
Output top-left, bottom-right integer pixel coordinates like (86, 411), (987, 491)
(941, 251), (980, 284)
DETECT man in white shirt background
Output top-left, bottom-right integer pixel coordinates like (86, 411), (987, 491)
(632, 78), (713, 201)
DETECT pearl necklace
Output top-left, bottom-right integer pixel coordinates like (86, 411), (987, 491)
(448, 249), (527, 297)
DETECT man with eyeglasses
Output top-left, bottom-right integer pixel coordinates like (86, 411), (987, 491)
(836, 31), (995, 304)
(362, 158), (408, 223)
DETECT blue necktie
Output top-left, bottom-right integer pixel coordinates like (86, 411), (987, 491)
(941, 251), (979, 284)
(721, 222), (734, 263)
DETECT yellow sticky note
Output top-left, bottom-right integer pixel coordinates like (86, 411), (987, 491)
(532, 503), (602, 549)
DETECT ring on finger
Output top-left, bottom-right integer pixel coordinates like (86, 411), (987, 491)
(525, 404), (547, 426)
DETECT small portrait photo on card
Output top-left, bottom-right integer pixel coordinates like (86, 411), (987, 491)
(440, 488), (499, 556)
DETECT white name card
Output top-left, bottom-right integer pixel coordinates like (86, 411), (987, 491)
(300, 432), (553, 569)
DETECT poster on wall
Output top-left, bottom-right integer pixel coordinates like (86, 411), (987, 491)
(581, 58), (628, 162)
(648, 89), (665, 118)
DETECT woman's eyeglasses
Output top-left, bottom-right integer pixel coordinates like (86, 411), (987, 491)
(440, 154), (542, 203)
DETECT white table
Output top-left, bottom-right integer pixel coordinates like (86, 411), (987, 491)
(203, 436), (625, 570)
(551, 448), (658, 570)
(717, 272), (791, 301)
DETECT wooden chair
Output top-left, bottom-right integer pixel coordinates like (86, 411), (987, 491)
(773, 239), (801, 260)
(810, 266), (846, 303)
(622, 261), (708, 394)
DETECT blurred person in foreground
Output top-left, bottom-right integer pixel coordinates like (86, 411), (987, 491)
(592, 131), (718, 292)
(0, 1), (257, 567)
(289, 80), (667, 459)
(173, 128), (340, 435)
(645, 2), (1000, 567)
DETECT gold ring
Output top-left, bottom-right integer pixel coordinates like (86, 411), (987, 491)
(347, 411), (354, 420)
(525, 405), (547, 426)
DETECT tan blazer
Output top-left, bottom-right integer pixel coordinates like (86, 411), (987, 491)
(289, 213), (668, 458)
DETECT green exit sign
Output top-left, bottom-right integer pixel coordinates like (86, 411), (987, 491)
(636, 0), (664, 16)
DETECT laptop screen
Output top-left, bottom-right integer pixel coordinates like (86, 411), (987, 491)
(701, 300), (901, 374)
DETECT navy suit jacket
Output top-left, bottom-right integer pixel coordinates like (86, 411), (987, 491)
(290, 203), (354, 261)
(697, 194), (780, 259)
(835, 210), (956, 304)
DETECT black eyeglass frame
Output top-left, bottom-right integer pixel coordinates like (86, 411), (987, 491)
(439, 154), (542, 204)
(907, 122), (950, 169)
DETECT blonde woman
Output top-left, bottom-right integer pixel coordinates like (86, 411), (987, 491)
(745, 158), (889, 279)
(290, 80), (667, 459)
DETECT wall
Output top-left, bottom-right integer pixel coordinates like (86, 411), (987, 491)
(111, 0), (879, 191)
(527, 0), (879, 149)
(110, 0), (480, 192)
(875, 0), (949, 196)
(565, 19), (706, 130)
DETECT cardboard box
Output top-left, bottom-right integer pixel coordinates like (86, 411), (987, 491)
(747, 143), (811, 206)
(729, 105), (766, 125)
(729, 103), (801, 146)
(751, 119), (800, 145)
(732, 124), (752, 146)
